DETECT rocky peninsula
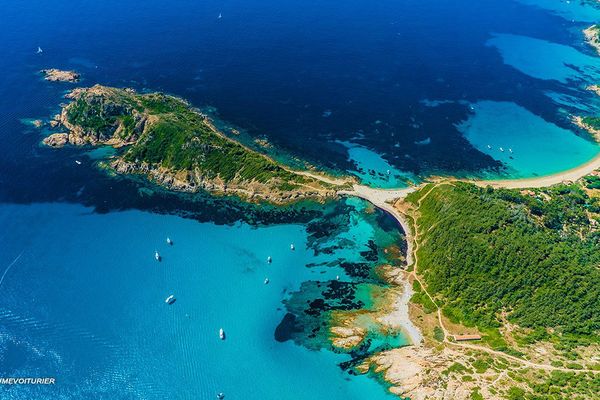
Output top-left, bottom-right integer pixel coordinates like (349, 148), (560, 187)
(573, 83), (600, 141)
(41, 68), (80, 82)
(584, 25), (600, 55)
(43, 85), (343, 204)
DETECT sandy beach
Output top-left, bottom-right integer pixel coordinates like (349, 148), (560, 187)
(470, 150), (600, 189)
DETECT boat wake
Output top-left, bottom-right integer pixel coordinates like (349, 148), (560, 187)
(0, 251), (24, 290)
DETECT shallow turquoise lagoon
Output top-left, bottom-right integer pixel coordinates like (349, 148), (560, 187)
(487, 33), (600, 84)
(516, 0), (600, 22)
(339, 141), (419, 189)
(458, 101), (599, 178)
(0, 202), (399, 400)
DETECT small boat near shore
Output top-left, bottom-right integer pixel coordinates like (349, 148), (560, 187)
(219, 328), (225, 340)
(165, 295), (176, 305)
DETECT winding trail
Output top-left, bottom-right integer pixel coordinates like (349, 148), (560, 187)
(332, 171), (600, 374)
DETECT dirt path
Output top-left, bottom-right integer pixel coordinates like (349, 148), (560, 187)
(341, 181), (600, 374)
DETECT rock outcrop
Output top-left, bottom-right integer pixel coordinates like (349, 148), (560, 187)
(41, 69), (81, 82)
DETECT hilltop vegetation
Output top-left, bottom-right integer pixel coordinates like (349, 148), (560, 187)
(409, 181), (600, 344)
(45, 85), (339, 203)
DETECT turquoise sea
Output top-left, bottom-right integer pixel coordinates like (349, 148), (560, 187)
(1, 0), (600, 398)
(0, 201), (402, 400)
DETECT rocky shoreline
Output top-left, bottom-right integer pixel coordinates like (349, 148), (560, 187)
(573, 115), (600, 141)
(584, 25), (600, 55)
(109, 158), (337, 204)
(583, 25), (600, 54)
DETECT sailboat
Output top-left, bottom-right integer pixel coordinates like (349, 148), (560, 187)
(36, 46), (43, 54)
(217, 12), (222, 19)
(166, 237), (173, 245)
(165, 295), (176, 305)
(155, 250), (161, 261)
(267, 256), (272, 263)
(219, 328), (226, 340)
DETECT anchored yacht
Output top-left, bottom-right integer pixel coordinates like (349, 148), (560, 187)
(219, 328), (225, 340)
(165, 295), (175, 305)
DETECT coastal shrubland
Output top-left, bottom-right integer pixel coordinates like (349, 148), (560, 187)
(44, 85), (340, 203)
(410, 182), (600, 346)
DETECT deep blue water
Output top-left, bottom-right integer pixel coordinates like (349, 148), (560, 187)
(0, 0), (599, 398)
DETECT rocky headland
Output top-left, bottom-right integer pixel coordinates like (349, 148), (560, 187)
(43, 85), (343, 204)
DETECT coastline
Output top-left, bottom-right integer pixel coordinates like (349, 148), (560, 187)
(339, 184), (422, 347)
(467, 148), (600, 189)
(339, 150), (600, 397)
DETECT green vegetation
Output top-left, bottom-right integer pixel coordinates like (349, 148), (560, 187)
(581, 116), (600, 130)
(433, 326), (445, 342)
(59, 85), (333, 201)
(411, 182), (600, 346)
(584, 174), (600, 189)
(67, 97), (117, 133)
(411, 280), (436, 314)
(471, 357), (492, 374)
(527, 370), (600, 399)
(506, 387), (526, 400)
